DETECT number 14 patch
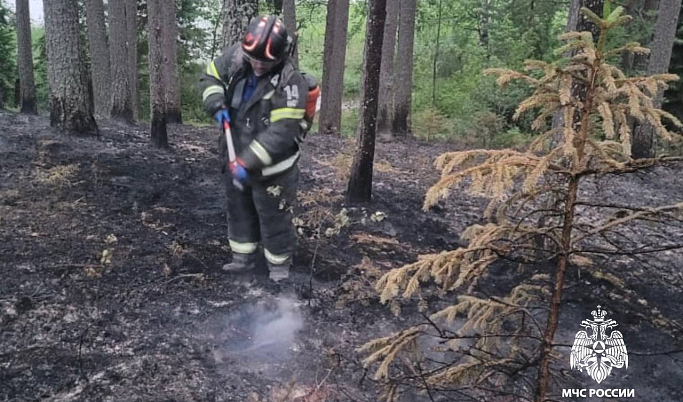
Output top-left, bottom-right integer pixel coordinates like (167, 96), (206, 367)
(284, 85), (299, 107)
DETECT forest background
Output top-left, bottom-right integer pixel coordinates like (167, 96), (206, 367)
(1, 0), (680, 149)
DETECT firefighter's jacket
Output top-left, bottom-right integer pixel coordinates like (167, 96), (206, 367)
(199, 44), (308, 179)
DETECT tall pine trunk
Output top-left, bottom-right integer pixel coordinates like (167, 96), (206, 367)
(147, 0), (167, 148)
(391, 0), (416, 137)
(282, 0), (298, 66)
(43, 0), (98, 134)
(16, 0), (37, 114)
(376, 0), (399, 138)
(347, 0), (386, 202)
(162, 1), (182, 124)
(109, 0), (134, 122)
(631, 0), (682, 159)
(223, 0), (258, 49)
(85, 0), (111, 118)
(319, 0), (350, 136)
(126, 0), (138, 120)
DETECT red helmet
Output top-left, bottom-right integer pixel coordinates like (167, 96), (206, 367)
(242, 16), (289, 64)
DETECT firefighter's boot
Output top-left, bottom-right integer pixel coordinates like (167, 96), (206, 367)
(222, 252), (258, 273)
(268, 259), (291, 282)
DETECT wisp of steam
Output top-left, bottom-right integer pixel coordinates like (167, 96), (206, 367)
(223, 296), (304, 361)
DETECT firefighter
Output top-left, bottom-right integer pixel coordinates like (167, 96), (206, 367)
(199, 16), (308, 282)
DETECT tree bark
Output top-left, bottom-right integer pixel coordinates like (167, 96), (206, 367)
(222, 0), (258, 49)
(43, 0), (98, 134)
(282, 0), (298, 65)
(162, 0), (182, 124)
(433, 0), (443, 106)
(85, 0), (111, 118)
(319, 0), (350, 136)
(14, 78), (20, 108)
(574, 0), (603, 39)
(376, 0), (399, 138)
(632, 0), (682, 159)
(16, 0), (37, 114)
(126, 0), (138, 120)
(663, 6), (682, 122)
(479, 0), (490, 55)
(147, 0), (168, 148)
(391, 0), (417, 136)
(109, 0), (134, 122)
(347, 0), (386, 202)
(534, 176), (580, 402)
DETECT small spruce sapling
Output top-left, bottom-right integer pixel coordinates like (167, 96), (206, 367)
(360, 7), (682, 402)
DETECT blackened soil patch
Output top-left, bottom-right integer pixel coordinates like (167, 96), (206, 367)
(1, 110), (683, 401)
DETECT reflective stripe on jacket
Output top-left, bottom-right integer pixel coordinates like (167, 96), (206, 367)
(199, 44), (308, 178)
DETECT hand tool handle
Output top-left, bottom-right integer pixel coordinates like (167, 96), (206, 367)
(223, 120), (244, 191)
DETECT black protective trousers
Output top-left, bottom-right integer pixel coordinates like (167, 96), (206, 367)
(223, 166), (299, 264)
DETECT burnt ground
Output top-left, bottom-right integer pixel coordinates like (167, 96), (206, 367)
(1, 110), (682, 402)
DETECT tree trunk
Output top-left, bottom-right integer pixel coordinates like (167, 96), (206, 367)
(16, 0), (37, 114)
(222, 0), (258, 49)
(43, 0), (98, 135)
(632, 0), (682, 159)
(109, 0), (134, 122)
(391, 0), (416, 136)
(162, 1), (182, 124)
(479, 0), (490, 55)
(319, 0), (350, 136)
(376, 0), (399, 138)
(575, 0), (604, 39)
(536, 3), (605, 398)
(147, 0), (168, 148)
(126, 0), (138, 120)
(282, 0), (298, 65)
(433, 0), (443, 106)
(347, 0), (386, 202)
(534, 176), (580, 402)
(663, 6), (682, 122)
(14, 78), (20, 107)
(85, 0), (111, 118)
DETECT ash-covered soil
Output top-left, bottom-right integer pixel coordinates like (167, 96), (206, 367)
(1, 110), (682, 402)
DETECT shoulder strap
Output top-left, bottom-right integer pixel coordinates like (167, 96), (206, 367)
(276, 60), (297, 91)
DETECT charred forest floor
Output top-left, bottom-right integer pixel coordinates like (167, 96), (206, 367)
(1, 110), (683, 402)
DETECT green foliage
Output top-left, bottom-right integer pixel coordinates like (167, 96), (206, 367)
(32, 28), (49, 111)
(177, 0), (223, 68)
(181, 63), (213, 125)
(412, 108), (451, 141)
(340, 108), (358, 137)
(0, 3), (16, 107)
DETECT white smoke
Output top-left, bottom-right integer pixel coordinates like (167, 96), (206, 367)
(247, 296), (304, 351)
(220, 295), (305, 361)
